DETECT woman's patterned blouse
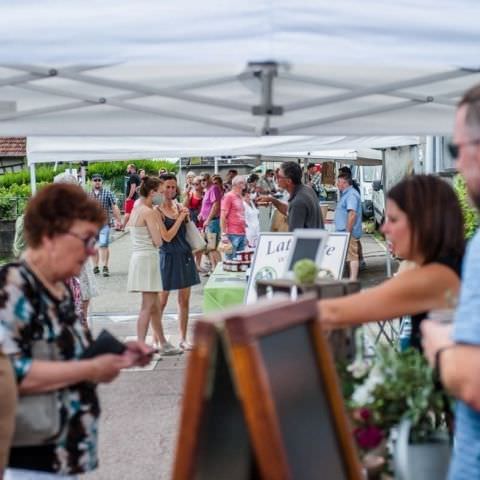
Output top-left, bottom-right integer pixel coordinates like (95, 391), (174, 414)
(0, 261), (99, 475)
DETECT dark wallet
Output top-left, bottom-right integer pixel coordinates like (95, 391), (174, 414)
(81, 329), (126, 359)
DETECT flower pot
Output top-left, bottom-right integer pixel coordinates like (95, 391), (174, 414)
(393, 419), (451, 480)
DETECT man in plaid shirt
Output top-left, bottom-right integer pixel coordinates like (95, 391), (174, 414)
(307, 163), (326, 200)
(89, 174), (122, 277)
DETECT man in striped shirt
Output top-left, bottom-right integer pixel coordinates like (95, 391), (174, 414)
(422, 83), (480, 480)
(89, 174), (122, 277)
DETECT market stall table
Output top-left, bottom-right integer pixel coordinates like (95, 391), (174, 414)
(202, 263), (247, 313)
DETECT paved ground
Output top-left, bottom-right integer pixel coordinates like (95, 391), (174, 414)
(83, 231), (393, 480)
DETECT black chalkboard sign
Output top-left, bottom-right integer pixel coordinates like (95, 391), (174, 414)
(172, 296), (362, 480)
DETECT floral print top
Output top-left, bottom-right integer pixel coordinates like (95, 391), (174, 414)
(0, 261), (99, 475)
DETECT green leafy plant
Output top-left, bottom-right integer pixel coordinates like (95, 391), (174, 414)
(454, 174), (479, 239)
(346, 346), (449, 444)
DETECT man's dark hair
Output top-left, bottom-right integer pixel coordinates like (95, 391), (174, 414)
(228, 169), (238, 175)
(388, 175), (464, 265)
(307, 163), (316, 170)
(160, 173), (177, 182)
(265, 169), (274, 175)
(280, 161), (302, 185)
(338, 166), (353, 177)
(247, 173), (259, 184)
(337, 172), (353, 185)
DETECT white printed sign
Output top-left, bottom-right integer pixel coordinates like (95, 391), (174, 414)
(245, 232), (350, 304)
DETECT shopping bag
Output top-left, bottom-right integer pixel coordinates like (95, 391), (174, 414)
(185, 221), (207, 251)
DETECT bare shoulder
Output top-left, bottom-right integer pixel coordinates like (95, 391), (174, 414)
(393, 262), (460, 295)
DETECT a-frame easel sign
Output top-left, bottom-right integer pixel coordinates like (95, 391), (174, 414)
(172, 296), (363, 480)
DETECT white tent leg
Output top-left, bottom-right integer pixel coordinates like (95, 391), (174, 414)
(382, 149), (392, 278)
(214, 157), (218, 174)
(30, 162), (37, 194)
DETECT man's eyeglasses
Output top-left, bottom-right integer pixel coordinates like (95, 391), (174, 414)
(448, 140), (480, 159)
(66, 231), (98, 252)
(93, 179), (102, 182)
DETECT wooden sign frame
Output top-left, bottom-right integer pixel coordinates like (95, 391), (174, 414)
(172, 296), (362, 480)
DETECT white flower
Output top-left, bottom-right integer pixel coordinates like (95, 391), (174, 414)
(352, 363), (385, 406)
(347, 358), (371, 379)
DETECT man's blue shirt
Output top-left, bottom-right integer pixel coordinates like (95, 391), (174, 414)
(450, 230), (480, 479)
(334, 186), (362, 238)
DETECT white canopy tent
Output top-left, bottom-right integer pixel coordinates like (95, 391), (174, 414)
(0, 0), (479, 140)
(25, 135), (417, 163)
(1, 0), (479, 196)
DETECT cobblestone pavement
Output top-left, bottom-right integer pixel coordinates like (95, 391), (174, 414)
(84, 231), (392, 480)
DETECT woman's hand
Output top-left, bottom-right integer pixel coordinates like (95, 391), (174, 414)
(124, 340), (156, 367)
(178, 206), (190, 221)
(88, 354), (132, 384)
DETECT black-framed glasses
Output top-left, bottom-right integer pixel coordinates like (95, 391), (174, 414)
(448, 140), (480, 159)
(93, 179), (102, 182)
(66, 231), (98, 252)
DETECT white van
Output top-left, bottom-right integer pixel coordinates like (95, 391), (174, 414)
(351, 165), (382, 219)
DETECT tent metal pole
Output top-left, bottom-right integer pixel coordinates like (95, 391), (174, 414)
(2, 83), (255, 133)
(58, 70), (251, 112)
(279, 99), (425, 134)
(382, 149), (392, 278)
(283, 73), (457, 107)
(284, 68), (472, 112)
(30, 162), (37, 195)
(214, 157), (218, 174)
(425, 136), (434, 174)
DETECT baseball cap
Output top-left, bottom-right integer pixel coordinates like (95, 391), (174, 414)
(91, 174), (103, 180)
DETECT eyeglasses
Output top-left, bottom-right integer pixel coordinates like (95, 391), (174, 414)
(200, 179), (207, 183)
(448, 140), (480, 159)
(66, 231), (98, 252)
(93, 179), (102, 182)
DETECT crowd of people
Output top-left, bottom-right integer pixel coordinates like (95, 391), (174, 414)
(3, 82), (480, 479)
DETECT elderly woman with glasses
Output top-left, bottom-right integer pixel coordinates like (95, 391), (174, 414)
(0, 183), (153, 480)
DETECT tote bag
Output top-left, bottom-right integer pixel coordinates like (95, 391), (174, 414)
(185, 221), (207, 252)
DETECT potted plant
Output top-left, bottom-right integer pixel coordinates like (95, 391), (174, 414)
(342, 346), (452, 479)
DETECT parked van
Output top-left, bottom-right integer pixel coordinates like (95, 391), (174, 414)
(350, 165), (382, 219)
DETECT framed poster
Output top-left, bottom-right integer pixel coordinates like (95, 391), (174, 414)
(245, 233), (292, 304)
(245, 232), (350, 304)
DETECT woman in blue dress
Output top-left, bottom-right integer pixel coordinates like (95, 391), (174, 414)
(157, 174), (200, 351)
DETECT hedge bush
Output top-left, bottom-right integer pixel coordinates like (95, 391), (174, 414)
(0, 182), (49, 220)
(0, 165), (69, 188)
(88, 160), (176, 179)
(0, 160), (177, 188)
